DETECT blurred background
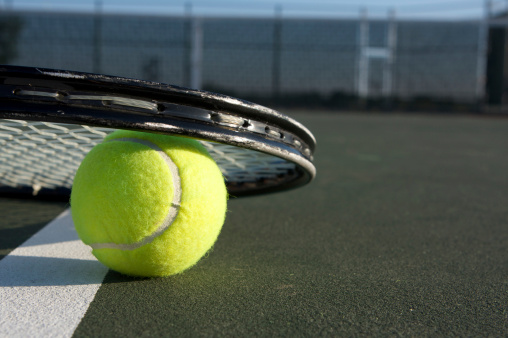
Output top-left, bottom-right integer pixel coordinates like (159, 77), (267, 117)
(1, 0), (508, 113)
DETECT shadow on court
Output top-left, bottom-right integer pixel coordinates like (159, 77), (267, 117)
(0, 255), (106, 287)
(0, 198), (68, 259)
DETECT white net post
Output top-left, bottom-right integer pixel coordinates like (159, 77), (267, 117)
(357, 8), (397, 99)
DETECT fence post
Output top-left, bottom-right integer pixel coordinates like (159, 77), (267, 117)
(272, 5), (282, 98)
(184, 2), (192, 88)
(357, 8), (369, 99)
(93, 0), (102, 74)
(475, 0), (491, 105)
(382, 9), (397, 99)
(190, 18), (203, 90)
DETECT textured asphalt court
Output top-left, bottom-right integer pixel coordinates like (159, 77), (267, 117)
(1, 112), (507, 336)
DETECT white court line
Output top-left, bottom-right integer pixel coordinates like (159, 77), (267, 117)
(0, 209), (109, 338)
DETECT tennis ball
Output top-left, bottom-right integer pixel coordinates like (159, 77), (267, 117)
(71, 130), (227, 277)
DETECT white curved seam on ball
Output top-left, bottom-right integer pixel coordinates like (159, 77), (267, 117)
(88, 137), (182, 251)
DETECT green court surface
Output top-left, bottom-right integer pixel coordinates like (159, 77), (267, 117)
(1, 112), (507, 336)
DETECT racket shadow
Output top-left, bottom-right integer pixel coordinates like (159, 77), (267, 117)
(7, 216), (81, 248)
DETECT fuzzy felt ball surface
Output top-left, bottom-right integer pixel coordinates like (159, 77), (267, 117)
(71, 130), (227, 277)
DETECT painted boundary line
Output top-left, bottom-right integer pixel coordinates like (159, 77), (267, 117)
(0, 209), (109, 337)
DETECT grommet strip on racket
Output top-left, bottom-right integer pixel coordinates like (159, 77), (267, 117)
(0, 65), (316, 198)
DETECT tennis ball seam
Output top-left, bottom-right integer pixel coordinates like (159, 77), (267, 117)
(88, 137), (182, 251)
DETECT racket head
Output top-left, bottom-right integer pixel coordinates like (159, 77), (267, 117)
(0, 65), (316, 197)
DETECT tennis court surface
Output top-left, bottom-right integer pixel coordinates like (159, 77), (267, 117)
(1, 111), (507, 336)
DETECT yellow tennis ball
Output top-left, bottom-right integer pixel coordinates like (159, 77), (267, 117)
(71, 130), (227, 277)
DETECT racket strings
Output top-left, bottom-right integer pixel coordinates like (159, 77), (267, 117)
(0, 120), (107, 192)
(0, 120), (296, 195)
(201, 142), (296, 183)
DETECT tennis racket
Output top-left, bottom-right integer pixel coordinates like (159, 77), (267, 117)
(0, 65), (316, 198)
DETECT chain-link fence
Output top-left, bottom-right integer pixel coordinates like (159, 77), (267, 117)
(0, 8), (503, 110)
